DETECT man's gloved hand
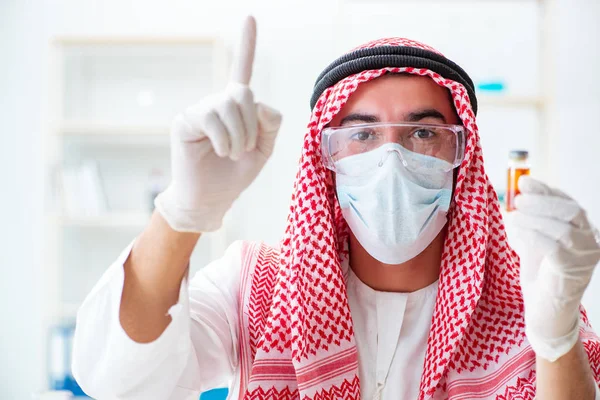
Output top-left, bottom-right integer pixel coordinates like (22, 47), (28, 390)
(511, 176), (600, 362)
(155, 16), (282, 232)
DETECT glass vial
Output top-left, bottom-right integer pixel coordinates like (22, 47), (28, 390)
(506, 150), (530, 212)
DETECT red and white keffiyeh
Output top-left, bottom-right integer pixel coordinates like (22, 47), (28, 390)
(234, 38), (600, 400)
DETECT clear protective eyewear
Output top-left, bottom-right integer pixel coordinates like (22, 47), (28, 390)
(321, 122), (466, 176)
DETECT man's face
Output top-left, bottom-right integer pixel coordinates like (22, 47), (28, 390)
(328, 74), (462, 265)
(329, 74), (460, 129)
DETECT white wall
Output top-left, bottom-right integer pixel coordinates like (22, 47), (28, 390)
(552, 0), (600, 327)
(1, 0), (599, 398)
(0, 1), (46, 396)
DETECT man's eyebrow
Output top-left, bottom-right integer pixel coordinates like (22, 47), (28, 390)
(339, 113), (380, 126)
(405, 109), (447, 123)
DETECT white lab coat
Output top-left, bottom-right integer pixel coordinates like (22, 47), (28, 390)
(71, 241), (437, 400)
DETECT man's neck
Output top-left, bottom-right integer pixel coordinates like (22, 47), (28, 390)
(348, 230), (445, 293)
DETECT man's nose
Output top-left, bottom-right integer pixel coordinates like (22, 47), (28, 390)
(377, 145), (407, 168)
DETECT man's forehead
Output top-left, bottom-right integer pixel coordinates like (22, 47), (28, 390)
(358, 73), (444, 95)
(330, 74), (457, 125)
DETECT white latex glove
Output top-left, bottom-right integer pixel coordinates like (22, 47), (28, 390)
(511, 176), (600, 362)
(155, 16), (282, 232)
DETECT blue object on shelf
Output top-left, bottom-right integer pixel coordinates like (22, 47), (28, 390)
(52, 375), (86, 396)
(200, 388), (229, 400)
(476, 81), (506, 92)
(48, 322), (87, 396)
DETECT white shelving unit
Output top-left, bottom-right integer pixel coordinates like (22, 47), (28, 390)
(478, 95), (547, 109)
(42, 36), (234, 394)
(43, 36), (230, 342)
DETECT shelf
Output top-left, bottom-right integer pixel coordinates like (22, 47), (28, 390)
(55, 97), (546, 146)
(57, 122), (171, 146)
(51, 212), (151, 229)
(58, 121), (170, 136)
(478, 95), (546, 109)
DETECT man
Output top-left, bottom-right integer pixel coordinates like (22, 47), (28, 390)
(72, 17), (600, 399)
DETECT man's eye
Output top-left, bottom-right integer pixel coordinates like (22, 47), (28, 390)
(412, 129), (436, 139)
(350, 130), (375, 141)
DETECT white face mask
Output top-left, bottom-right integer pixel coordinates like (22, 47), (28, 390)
(335, 144), (454, 265)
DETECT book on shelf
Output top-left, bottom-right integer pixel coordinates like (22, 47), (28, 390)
(56, 160), (108, 217)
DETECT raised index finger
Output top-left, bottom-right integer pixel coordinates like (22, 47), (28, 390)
(230, 15), (257, 86)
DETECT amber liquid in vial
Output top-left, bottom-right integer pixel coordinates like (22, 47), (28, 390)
(506, 166), (530, 212)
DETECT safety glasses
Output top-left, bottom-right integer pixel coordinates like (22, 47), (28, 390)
(321, 122), (466, 176)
